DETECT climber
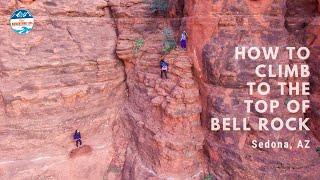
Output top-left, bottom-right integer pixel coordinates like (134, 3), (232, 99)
(160, 58), (169, 79)
(180, 31), (188, 50)
(73, 129), (82, 148)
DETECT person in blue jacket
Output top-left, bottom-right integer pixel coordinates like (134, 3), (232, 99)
(160, 59), (168, 79)
(73, 129), (82, 148)
(180, 31), (188, 50)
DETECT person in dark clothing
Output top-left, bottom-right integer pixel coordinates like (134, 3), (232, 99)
(73, 130), (82, 148)
(160, 59), (168, 79)
(180, 31), (188, 50)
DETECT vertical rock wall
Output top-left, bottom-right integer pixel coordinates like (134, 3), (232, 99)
(305, 0), (320, 141)
(0, 0), (128, 179)
(184, 0), (320, 179)
(110, 0), (206, 179)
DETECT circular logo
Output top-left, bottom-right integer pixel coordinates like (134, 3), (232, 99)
(10, 9), (34, 35)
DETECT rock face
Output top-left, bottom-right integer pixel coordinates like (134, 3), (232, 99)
(305, 0), (320, 142)
(111, 1), (205, 177)
(0, 0), (320, 179)
(0, 0), (128, 179)
(185, 0), (320, 179)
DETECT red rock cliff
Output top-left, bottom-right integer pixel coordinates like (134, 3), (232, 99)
(0, 0), (128, 179)
(0, 0), (320, 179)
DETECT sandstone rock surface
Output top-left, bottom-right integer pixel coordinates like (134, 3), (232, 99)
(0, 0), (319, 179)
(0, 1), (127, 179)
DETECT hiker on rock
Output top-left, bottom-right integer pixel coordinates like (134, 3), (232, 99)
(180, 31), (188, 50)
(73, 129), (82, 148)
(160, 58), (169, 79)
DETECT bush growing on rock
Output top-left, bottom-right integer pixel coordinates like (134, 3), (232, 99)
(163, 27), (176, 53)
(133, 38), (144, 53)
(150, 0), (169, 13)
(204, 173), (215, 180)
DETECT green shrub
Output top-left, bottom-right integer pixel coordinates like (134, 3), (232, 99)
(203, 173), (217, 180)
(133, 38), (144, 53)
(163, 39), (176, 53)
(163, 27), (174, 38)
(204, 173), (215, 180)
(162, 27), (176, 53)
(150, 0), (169, 13)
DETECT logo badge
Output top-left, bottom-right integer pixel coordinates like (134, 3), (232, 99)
(10, 9), (34, 35)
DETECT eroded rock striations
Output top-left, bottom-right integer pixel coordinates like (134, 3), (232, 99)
(0, 0), (128, 179)
(111, 1), (205, 178)
(305, 0), (320, 142)
(187, 0), (320, 179)
(0, 0), (319, 179)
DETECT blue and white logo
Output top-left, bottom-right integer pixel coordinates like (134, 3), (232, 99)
(10, 9), (34, 35)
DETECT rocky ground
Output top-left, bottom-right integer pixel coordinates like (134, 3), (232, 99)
(0, 0), (319, 179)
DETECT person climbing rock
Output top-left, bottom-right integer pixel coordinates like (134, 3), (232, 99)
(73, 129), (82, 148)
(160, 58), (169, 79)
(180, 31), (188, 50)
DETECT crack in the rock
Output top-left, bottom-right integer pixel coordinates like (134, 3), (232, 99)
(66, 27), (83, 52)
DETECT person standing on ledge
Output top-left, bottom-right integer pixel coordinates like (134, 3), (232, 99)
(180, 31), (188, 50)
(73, 129), (82, 148)
(160, 58), (169, 79)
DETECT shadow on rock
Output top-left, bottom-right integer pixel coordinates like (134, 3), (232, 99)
(69, 145), (93, 159)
